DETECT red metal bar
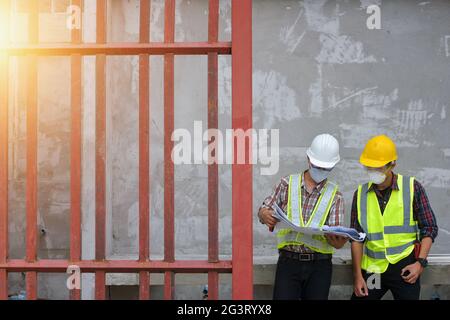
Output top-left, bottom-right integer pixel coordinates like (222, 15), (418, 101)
(95, 0), (107, 300)
(139, 0), (151, 44)
(139, 0), (151, 301)
(95, 271), (106, 300)
(0, 0), (11, 301)
(208, 0), (219, 43)
(207, 0), (219, 301)
(26, 0), (39, 300)
(0, 57), (8, 297)
(0, 260), (232, 273)
(231, 0), (253, 300)
(164, 272), (174, 299)
(25, 272), (37, 300)
(139, 271), (150, 299)
(164, 0), (175, 300)
(70, 0), (83, 301)
(0, 270), (6, 300)
(3, 43), (232, 56)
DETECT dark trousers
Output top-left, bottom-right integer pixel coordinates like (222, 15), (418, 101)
(273, 255), (332, 300)
(351, 252), (420, 300)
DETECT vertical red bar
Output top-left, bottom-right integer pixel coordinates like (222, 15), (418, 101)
(95, 0), (107, 300)
(95, 270), (106, 299)
(70, 0), (83, 301)
(231, 0), (253, 299)
(0, 0), (11, 302)
(139, 0), (151, 300)
(207, 0), (219, 301)
(26, 0), (39, 301)
(163, 0), (175, 300)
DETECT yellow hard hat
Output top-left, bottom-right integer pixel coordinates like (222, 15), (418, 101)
(359, 135), (397, 168)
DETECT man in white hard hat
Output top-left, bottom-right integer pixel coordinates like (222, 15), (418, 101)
(258, 134), (348, 300)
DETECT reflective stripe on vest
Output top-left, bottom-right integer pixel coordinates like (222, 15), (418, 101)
(289, 174), (301, 226)
(364, 240), (416, 259)
(309, 182), (337, 228)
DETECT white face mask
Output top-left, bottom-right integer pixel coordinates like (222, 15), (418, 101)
(309, 166), (331, 183)
(367, 170), (386, 185)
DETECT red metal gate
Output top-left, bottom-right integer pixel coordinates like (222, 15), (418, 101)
(0, 0), (253, 300)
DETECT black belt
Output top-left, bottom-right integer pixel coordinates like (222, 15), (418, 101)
(279, 249), (332, 261)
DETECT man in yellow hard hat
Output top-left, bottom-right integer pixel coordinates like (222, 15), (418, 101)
(350, 135), (438, 300)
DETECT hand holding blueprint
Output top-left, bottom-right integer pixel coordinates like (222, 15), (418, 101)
(271, 202), (366, 242)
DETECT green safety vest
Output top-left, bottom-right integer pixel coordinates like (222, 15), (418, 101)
(277, 174), (338, 254)
(357, 174), (418, 273)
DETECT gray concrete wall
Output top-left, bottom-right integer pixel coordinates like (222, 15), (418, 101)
(5, 0), (450, 299)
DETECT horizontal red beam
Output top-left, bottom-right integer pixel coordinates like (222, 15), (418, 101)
(1, 42), (232, 56)
(0, 260), (233, 273)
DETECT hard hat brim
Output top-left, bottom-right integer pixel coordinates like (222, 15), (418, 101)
(307, 149), (340, 169)
(359, 154), (396, 168)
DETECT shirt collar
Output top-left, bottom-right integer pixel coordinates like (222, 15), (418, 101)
(367, 172), (399, 193)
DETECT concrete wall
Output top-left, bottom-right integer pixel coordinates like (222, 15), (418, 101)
(5, 0), (450, 299)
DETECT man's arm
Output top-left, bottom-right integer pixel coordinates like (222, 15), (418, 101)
(413, 179), (438, 242)
(351, 241), (369, 296)
(351, 242), (364, 277)
(349, 190), (369, 296)
(257, 176), (289, 229)
(401, 180), (438, 284)
(417, 237), (432, 260)
(402, 236), (433, 284)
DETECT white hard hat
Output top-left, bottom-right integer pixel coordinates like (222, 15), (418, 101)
(306, 134), (340, 169)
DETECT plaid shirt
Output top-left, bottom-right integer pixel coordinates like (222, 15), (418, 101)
(350, 173), (438, 242)
(258, 171), (344, 253)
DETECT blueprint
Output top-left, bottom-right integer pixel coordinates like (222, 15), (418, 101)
(271, 202), (366, 242)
